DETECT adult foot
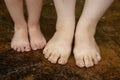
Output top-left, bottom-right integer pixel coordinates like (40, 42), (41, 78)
(43, 19), (75, 64)
(11, 24), (30, 52)
(28, 24), (46, 50)
(74, 21), (101, 68)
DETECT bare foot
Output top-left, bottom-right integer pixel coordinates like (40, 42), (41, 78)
(28, 24), (46, 50)
(74, 22), (101, 68)
(11, 24), (30, 52)
(43, 19), (75, 64)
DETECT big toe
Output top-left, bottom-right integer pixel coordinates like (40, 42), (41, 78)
(75, 56), (85, 68)
(31, 43), (38, 50)
(24, 44), (30, 52)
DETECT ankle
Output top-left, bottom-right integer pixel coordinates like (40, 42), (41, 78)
(78, 16), (98, 28)
(14, 23), (27, 31)
(28, 21), (39, 26)
(28, 23), (40, 29)
(56, 18), (75, 32)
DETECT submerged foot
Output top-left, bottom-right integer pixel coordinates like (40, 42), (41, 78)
(11, 24), (30, 52)
(74, 22), (101, 68)
(28, 24), (46, 50)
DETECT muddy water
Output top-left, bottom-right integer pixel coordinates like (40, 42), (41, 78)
(0, 0), (120, 80)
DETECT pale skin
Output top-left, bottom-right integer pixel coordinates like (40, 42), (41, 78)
(43, 0), (114, 68)
(74, 0), (114, 68)
(43, 0), (76, 64)
(4, 0), (46, 52)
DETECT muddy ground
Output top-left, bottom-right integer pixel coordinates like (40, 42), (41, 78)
(0, 0), (120, 80)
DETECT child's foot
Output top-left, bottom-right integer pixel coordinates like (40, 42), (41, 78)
(11, 24), (30, 52)
(74, 21), (101, 68)
(43, 19), (75, 64)
(28, 24), (46, 50)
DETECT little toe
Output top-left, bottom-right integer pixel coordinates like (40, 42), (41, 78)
(93, 57), (98, 65)
(40, 42), (45, 49)
(44, 49), (51, 59)
(43, 42), (46, 47)
(97, 55), (101, 61)
(43, 48), (47, 54)
(48, 52), (59, 63)
(17, 47), (21, 52)
(41, 43), (45, 49)
(11, 45), (15, 50)
(14, 46), (17, 51)
(43, 47), (49, 54)
(11, 44), (14, 49)
(38, 43), (42, 49)
(92, 54), (99, 64)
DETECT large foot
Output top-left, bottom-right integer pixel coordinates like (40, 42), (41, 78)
(43, 19), (75, 64)
(11, 24), (30, 52)
(43, 32), (72, 64)
(28, 24), (46, 50)
(74, 22), (101, 68)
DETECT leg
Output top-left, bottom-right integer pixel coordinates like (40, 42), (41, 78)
(25, 0), (46, 50)
(74, 0), (114, 68)
(43, 0), (76, 64)
(4, 0), (30, 52)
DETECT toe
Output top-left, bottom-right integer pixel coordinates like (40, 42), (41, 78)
(38, 42), (42, 49)
(58, 53), (69, 65)
(25, 47), (30, 52)
(31, 43), (37, 50)
(21, 46), (25, 52)
(93, 54), (99, 64)
(25, 44), (30, 52)
(11, 44), (14, 49)
(41, 42), (45, 49)
(44, 49), (51, 59)
(75, 56), (85, 68)
(84, 56), (93, 68)
(40, 42), (45, 49)
(96, 54), (101, 61)
(93, 58), (98, 65)
(36, 43), (41, 49)
(43, 47), (48, 54)
(45, 52), (51, 59)
(14, 46), (17, 51)
(48, 52), (60, 63)
(42, 41), (46, 48)
(17, 47), (21, 52)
